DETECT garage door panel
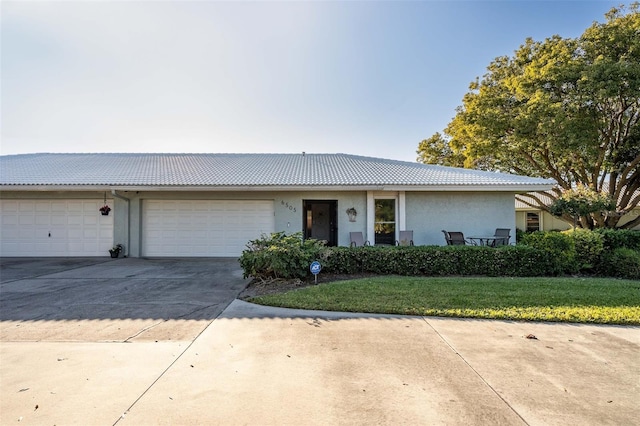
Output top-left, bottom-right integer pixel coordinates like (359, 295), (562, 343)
(2, 214), (18, 225)
(50, 215), (66, 225)
(143, 200), (274, 257)
(2, 228), (19, 238)
(67, 215), (84, 226)
(19, 215), (35, 225)
(50, 201), (66, 211)
(85, 229), (99, 238)
(2, 201), (18, 211)
(0, 199), (113, 257)
(66, 201), (83, 211)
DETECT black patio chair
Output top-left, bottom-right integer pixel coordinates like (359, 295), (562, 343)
(442, 230), (473, 245)
(492, 228), (511, 247)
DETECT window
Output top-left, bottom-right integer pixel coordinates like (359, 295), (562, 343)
(374, 199), (395, 245)
(526, 212), (540, 232)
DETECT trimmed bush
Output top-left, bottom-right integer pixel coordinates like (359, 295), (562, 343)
(518, 231), (576, 274)
(561, 228), (604, 270)
(597, 248), (640, 279)
(239, 232), (325, 280)
(318, 245), (554, 277)
(594, 229), (640, 251)
(240, 238), (560, 280)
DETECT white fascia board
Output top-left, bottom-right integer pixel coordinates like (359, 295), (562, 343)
(113, 184), (556, 192)
(0, 185), (113, 191)
(1, 183), (556, 192)
(111, 185), (389, 192)
(382, 184), (556, 192)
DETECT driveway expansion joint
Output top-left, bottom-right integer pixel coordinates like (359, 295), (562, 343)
(112, 318), (218, 425)
(421, 316), (531, 426)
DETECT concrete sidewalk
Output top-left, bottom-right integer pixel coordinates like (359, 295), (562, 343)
(2, 300), (638, 425)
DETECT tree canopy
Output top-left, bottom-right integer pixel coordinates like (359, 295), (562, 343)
(417, 4), (640, 229)
(549, 185), (617, 229)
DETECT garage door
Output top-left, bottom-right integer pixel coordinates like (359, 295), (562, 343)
(142, 200), (275, 257)
(0, 199), (114, 257)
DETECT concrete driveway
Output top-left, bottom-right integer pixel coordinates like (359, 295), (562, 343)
(1, 258), (639, 425)
(0, 257), (248, 342)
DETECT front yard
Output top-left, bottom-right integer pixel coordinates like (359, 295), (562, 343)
(247, 276), (640, 325)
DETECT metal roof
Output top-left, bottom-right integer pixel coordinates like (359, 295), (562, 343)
(516, 182), (638, 209)
(0, 153), (555, 191)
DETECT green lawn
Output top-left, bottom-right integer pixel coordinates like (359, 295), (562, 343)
(248, 276), (640, 324)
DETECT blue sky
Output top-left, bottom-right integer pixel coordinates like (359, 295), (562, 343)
(1, 0), (620, 162)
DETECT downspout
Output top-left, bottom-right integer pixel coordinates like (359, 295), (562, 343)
(111, 190), (131, 257)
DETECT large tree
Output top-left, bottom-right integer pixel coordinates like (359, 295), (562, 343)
(417, 4), (640, 229)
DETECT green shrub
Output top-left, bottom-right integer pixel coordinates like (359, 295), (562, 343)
(320, 245), (554, 277)
(594, 229), (640, 251)
(240, 238), (562, 280)
(489, 246), (554, 276)
(239, 232), (325, 280)
(561, 228), (604, 270)
(318, 246), (360, 274)
(518, 231), (576, 274)
(597, 248), (640, 279)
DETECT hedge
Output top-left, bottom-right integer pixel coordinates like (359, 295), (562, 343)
(240, 233), (556, 279)
(239, 230), (640, 281)
(318, 245), (554, 277)
(517, 231), (576, 274)
(594, 229), (640, 252)
(597, 248), (640, 279)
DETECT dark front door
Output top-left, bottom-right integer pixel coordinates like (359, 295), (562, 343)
(303, 200), (337, 246)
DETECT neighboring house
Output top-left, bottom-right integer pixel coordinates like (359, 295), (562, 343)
(0, 153), (555, 257)
(516, 189), (640, 232)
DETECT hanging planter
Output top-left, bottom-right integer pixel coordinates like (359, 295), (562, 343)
(99, 192), (111, 215)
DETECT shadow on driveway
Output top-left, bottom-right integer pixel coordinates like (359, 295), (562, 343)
(0, 257), (251, 342)
(0, 257), (249, 322)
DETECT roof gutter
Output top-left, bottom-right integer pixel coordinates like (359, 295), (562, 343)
(0, 182), (556, 193)
(0, 185), (114, 191)
(109, 184), (557, 192)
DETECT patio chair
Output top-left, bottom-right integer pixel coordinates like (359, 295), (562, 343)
(395, 230), (414, 246)
(442, 230), (472, 246)
(349, 232), (370, 247)
(492, 228), (511, 247)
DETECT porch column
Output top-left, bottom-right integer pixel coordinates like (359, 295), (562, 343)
(398, 191), (406, 231)
(366, 191), (375, 243)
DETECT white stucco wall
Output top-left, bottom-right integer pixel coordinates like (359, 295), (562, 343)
(1, 189), (520, 255)
(405, 192), (516, 246)
(271, 191), (368, 243)
(110, 190), (369, 256)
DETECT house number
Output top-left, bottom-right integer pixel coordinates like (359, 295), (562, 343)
(280, 200), (297, 212)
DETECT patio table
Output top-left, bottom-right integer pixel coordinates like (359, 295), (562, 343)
(468, 236), (509, 247)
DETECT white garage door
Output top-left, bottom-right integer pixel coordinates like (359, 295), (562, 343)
(142, 200), (275, 257)
(0, 199), (114, 257)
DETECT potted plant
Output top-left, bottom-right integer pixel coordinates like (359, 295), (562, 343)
(109, 244), (123, 258)
(99, 205), (111, 216)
